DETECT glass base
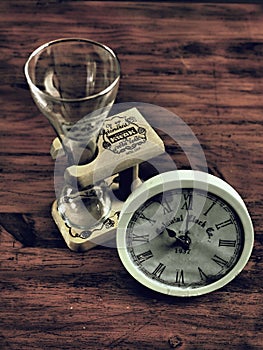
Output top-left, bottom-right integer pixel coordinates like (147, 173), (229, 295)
(57, 183), (111, 230)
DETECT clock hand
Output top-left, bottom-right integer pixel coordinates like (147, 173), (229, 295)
(181, 213), (192, 246)
(178, 233), (191, 247)
(184, 213), (191, 235)
(166, 228), (190, 250)
(177, 234), (191, 250)
(166, 227), (176, 238)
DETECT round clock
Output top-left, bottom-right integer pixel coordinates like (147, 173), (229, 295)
(117, 170), (254, 297)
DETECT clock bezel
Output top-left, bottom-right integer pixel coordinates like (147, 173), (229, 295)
(117, 170), (254, 297)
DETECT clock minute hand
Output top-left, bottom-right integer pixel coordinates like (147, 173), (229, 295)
(182, 213), (192, 242)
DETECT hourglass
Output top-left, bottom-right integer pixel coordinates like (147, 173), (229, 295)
(25, 38), (164, 251)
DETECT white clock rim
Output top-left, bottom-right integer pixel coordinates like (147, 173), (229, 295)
(117, 170), (254, 297)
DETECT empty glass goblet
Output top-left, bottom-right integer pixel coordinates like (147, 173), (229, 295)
(25, 38), (120, 229)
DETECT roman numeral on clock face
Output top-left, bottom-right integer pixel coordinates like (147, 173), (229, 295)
(175, 269), (185, 285)
(136, 250), (153, 263)
(181, 193), (193, 211)
(152, 263), (166, 278)
(219, 239), (236, 247)
(132, 233), (149, 243)
(215, 218), (232, 230)
(138, 212), (156, 225)
(212, 254), (228, 267)
(198, 267), (208, 281)
(160, 197), (173, 215)
(203, 201), (216, 216)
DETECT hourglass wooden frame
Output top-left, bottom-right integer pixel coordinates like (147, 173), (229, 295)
(51, 107), (165, 252)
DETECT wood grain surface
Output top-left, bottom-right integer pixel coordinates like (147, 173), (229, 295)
(0, 1), (262, 349)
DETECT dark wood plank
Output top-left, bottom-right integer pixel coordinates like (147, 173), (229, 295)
(0, 1), (262, 349)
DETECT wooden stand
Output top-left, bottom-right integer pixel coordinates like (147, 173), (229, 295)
(51, 107), (165, 252)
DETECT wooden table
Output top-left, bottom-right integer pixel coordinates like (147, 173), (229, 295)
(0, 1), (262, 349)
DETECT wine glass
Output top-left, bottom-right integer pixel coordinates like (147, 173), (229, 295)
(24, 38), (120, 229)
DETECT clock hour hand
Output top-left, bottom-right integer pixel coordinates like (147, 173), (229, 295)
(166, 227), (176, 238)
(166, 227), (190, 250)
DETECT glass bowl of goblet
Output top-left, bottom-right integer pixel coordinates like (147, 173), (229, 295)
(24, 38), (120, 229)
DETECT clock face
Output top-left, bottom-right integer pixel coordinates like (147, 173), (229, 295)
(117, 171), (254, 297)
